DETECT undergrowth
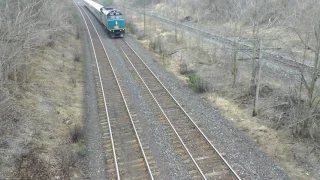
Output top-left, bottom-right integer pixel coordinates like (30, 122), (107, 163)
(187, 74), (207, 93)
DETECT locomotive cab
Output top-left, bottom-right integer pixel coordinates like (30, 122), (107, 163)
(100, 7), (125, 38)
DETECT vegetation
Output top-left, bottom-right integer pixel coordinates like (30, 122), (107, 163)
(70, 124), (84, 143)
(126, 21), (138, 34)
(187, 74), (207, 93)
(76, 141), (87, 157)
(121, 0), (320, 140)
(119, 0), (320, 178)
(0, 0), (84, 179)
(99, 0), (114, 6)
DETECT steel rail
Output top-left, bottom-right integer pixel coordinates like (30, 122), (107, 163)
(74, 2), (120, 179)
(75, 2), (154, 179)
(120, 48), (207, 179)
(122, 39), (241, 180)
(122, 6), (312, 72)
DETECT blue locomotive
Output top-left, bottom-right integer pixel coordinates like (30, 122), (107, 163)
(84, 0), (125, 38)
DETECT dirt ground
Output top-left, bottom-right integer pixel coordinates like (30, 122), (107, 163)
(124, 11), (320, 179)
(0, 30), (85, 179)
(26, 34), (85, 178)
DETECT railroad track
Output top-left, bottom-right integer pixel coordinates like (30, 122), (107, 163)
(114, 38), (241, 180)
(75, 2), (156, 179)
(121, 6), (312, 72)
(77, 0), (241, 178)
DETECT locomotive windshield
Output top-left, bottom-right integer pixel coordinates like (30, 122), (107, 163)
(106, 13), (123, 19)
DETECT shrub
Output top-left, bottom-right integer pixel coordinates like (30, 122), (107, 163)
(126, 21), (137, 34)
(54, 145), (77, 179)
(76, 141), (86, 157)
(179, 62), (188, 75)
(187, 74), (208, 93)
(70, 124), (84, 143)
(73, 52), (80, 62)
(76, 29), (80, 40)
(11, 145), (50, 180)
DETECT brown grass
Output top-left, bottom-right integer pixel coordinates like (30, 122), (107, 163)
(123, 6), (318, 179)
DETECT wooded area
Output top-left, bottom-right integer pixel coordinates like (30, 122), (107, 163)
(0, 0), (71, 110)
(126, 0), (320, 141)
(121, 1), (320, 177)
(0, 0), (83, 179)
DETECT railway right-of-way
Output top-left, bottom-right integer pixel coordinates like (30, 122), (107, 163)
(76, 0), (290, 179)
(121, 6), (312, 72)
(76, 2), (156, 179)
(114, 38), (241, 180)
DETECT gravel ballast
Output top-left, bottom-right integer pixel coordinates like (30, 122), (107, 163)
(101, 34), (192, 180)
(124, 37), (290, 180)
(79, 2), (289, 179)
(79, 5), (108, 179)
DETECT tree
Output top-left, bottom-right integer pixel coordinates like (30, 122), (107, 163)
(0, 0), (73, 134)
(245, 0), (284, 116)
(288, 1), (320, 108)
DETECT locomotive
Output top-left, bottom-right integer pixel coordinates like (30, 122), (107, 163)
(83, 0), (125, 38)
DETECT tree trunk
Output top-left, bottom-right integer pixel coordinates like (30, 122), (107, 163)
(144, 3), (146, 37)
(250, 38), (258, 95)
(232, 38), (239, 88)
(253, 38), (263, 117)
(250, 0), (259, 95)
(174, 0), (178, 43)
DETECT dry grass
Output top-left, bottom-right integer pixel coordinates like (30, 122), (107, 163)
(0, 29), (84, 179)
(206, 94), (310, 179)
(123, 6), (319, 179)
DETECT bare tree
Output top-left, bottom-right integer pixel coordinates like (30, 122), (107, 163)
(224, 0), (247, 88)
(0, 1), (76, 177)
(244, 0), (285, 116)
(288, 2), (320, 108)
(0, 0), (72, 101)
(174, 0), (179, 42)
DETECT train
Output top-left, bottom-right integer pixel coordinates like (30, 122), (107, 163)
(83, 0), (125, 38)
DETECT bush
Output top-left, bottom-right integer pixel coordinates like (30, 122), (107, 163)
(70, 124), (84, 143)
(76, 141), (86, 157)
(54, 145), (77, 179)
(11, 145), (50, 180)
(179, 62), (188, 75)
(126, 21), (137, 34)
(76, 29), (80, 40)
(187, 74), (208, 93)
(73, 52), (80, 62)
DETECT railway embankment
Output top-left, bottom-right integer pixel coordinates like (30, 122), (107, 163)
(0, 0), (86, 179)
(119, 1), (320, 179)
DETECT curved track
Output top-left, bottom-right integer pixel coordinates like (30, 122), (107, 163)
(114, 38), (241, 180)
(122, 6), (312, 72)
(76, 0), (242, 178)
(75, 2), (154, 179)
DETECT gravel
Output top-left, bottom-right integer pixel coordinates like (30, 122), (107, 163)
(81, 4), (191, 179)
(80, 1), (289, 179)
(100, 34), (192, 180)
(124, 36), (290, 180)
(80, 7), (108, 179)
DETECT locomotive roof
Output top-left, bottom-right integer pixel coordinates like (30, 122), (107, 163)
(101, 7), (122, 16)
(85, 0), (103, 11)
